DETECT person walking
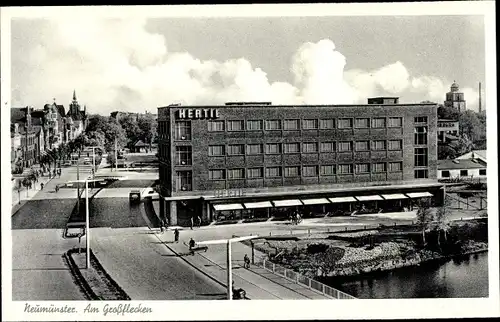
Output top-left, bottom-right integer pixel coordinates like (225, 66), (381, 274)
(190, 216), (194, 230)
(40, 182), (44, 190)
(159, 219), (165, 234)
(197, 215), (202, 227)
(174, 228), (179, 243)
(55, 184), (59, 193)
(189, 238), (196, 255)
(243, 254), (250, 269)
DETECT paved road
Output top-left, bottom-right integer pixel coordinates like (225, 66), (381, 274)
(91, 228), (226, 300)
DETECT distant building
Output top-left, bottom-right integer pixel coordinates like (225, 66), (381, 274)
(437, 119), (460, 143)
(444, 81), (466, 113)
(10, 107), (41, 169)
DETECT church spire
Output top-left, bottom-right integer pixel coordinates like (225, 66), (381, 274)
(73, 89), (77, 101)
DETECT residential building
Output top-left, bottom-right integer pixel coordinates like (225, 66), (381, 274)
(456, 150), (487, 164)
(438, 159), (486, 181)
(10, 107), (40, 169)
(156, 98), (444, 226)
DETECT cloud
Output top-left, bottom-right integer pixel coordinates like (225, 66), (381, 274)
(11, 17), (479, 115)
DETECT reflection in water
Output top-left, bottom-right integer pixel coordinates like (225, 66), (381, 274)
(329, 252), (488, 298)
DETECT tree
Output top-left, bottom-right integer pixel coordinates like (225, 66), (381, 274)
(319, 247), (345, 276)
(434, 197), (451, 250)
(438, 144), (458, 160)
(137, 113), (157, 148)
(416, 199), (435, 246)
(451, 134), (475, 156)
(459, 110), (483, 142)
(437, 104), (460, 120)
(118, 114), (140, 148)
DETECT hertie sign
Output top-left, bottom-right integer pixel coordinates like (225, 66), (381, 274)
(177, 109), (220, 119)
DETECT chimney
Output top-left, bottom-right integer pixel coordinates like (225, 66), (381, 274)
(478, 82), (482, 113)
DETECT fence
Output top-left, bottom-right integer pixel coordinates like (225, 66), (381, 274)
(258, 258), (357, 299)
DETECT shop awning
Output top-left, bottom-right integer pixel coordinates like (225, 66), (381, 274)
(213, 203), (244, 211)
(381, 194), (408, 200)
(355, 195), (383, 201)
(406, 192), (434, 198)
(301, 198), (331, 205)
(244, 201), (273, 209)
(273, 199), (303, 207)
(328, 196), (357, 203)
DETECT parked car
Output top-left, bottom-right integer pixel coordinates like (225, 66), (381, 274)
(63, 160), (72, 166)
(83, 157), (91, 165)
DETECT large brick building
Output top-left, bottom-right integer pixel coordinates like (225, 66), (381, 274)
(157, 98), (444, 226)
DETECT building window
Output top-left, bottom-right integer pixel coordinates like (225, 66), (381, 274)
(284, 119), (300, 130)
(355, 118), (370, 128)
(388, 140), (402, 150)
(247, 168), (264, 179)
(247, 144), (263, 155)
(320, 119), (335, 129)
(388, 117), (403, 127)
(266, 167), (282, 178)
(371, 118), (386, 128)
(389, 162), (402, 172)
(371, 140), (386, 151)
(284, 166), (300, 177)
(479, 169), (486, 176)
(372, 162), (386, 173)
(227, 120), (244, 131)
(265, 120), (282, 130)
(338, 164), (353, 174)
(355, 163), (370, 174)
(355, 141), (370, 151)
(460, 169), (468, 176)
(208, 120), (225, 132)
(414, 169), (429, 178)
(414, 148), (428, 167)
(320, 142), (336, 153)
(247, 120), (263, 131)
(175, 121), (191, 140)
(209, 169), (225, 180)
(227, 168), (245, 179)
(303, 119), (318, 130)
(175, 146), (192, 165)
(441, 170), (450, 178)
(303, 165), (318, 177)
(228, 144), (245, 155)
(284, 143), (300, 154)
(338, 118), (353, 129)
(338, 141), (353, 152)
(176, 171), (192, 191)
(414, 116), (428, 124)
(209, 145), (225, 156)
(265, 143), (282, 154)
(320, 165), (336, 176)
(414, 126), (428, 145)
(303, 142), (318, 153)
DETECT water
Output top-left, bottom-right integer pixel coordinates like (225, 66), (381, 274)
(328, 252), (489, 298)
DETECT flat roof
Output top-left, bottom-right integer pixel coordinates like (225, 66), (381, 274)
(158, 102), (437, 110)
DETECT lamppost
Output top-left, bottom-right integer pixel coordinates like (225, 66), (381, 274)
(196, 235), (258, 300)
(67, 177), (101, 269)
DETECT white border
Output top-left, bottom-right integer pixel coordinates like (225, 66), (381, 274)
(1, 2), (499, 321)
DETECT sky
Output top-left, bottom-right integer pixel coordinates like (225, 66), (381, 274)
(10, 12), (486, 116)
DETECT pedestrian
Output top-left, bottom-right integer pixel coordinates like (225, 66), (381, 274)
(243, 254), (250, 269)
(55, 185), (59, 193)
(58, 169), (61, 178)
(197, 215), (202, 227)
(189, 238), (196, 255)
(159, 219), (165, 234)
(40, 182), (44, 190)
(174, 228), (179, 243)
(190, 216), (194, 230)
(53, 169), (56, 178)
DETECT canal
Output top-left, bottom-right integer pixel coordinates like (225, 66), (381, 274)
(328, 252), (489, 298)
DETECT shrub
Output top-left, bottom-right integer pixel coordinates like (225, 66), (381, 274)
(307, 243), (329, 254)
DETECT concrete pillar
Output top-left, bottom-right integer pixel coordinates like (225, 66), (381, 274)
(169, 201), (178, 226)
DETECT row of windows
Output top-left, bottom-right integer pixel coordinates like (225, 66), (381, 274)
(208, 162), (404, 180)
(207, 140), (403, 156)
(206, 117), (405, 132)
(441, 169), (486, 177)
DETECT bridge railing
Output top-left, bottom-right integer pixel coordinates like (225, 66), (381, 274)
(257, 258), (357, 299)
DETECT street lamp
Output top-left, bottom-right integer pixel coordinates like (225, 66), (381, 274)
(196, 235), (258, 300)
(67, 177), (101, 269)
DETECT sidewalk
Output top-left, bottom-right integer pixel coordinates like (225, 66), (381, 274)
(155, 232), (330, 300)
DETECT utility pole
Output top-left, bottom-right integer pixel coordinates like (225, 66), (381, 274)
(115, 137), (118, 171)
(478, 82), (482, 113)
(77, 156), (80, 211)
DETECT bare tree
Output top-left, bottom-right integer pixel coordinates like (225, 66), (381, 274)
(416, 199), (435, 246)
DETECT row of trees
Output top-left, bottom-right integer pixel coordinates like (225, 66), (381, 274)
(436, 104), (487, 160)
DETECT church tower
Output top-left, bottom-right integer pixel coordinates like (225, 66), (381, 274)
(69, 89), (81, 116)
(444, 81), (466, 113)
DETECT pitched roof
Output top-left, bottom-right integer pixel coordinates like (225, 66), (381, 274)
(438, 159), (487, 170)
(134, 140), (147, 147)
(56, 104), (66, 117)
(11, 107), (26, 123)
(471, 150), (487, 160)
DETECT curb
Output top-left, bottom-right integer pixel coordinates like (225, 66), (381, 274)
(63, 249), (98, 300)
(11, 175), (56, 217)
(89, 249), (131, 300)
